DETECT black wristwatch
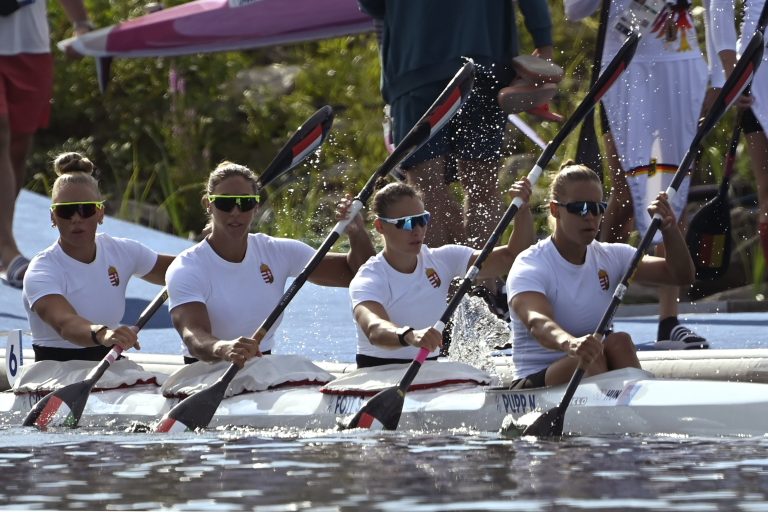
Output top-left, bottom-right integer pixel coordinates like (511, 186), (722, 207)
(396, 326), (414, 347)
(91, 325), (108, 346)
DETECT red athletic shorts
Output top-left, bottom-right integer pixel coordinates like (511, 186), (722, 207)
(0, 53), (54, 134)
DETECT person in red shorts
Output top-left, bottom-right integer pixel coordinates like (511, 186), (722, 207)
(0, 0), (93, 288)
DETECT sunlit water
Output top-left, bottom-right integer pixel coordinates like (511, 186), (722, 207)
(5, 285), (768, 510)
(2, 427), (768, 511)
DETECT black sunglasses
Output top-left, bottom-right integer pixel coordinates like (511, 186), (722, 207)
(208, 195), (260, 213)
(50, 201), (105, 220)
(377, 211), (431, 230)
(553, 201), (607, 217)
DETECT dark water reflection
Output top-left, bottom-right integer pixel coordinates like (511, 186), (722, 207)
(1, 427), (768, 511)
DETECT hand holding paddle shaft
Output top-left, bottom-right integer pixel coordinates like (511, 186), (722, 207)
(154, 63), (476, 433)
(342, 32), (641, 431)
(520, 31), (765, 438)
(22, 288), (169, 429)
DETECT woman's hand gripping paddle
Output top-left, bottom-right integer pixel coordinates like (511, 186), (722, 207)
(153, 63), (476, 433)
(22, 289), (169, 430)
(517, 31), (765, 438)
(341, 32), (641, 432)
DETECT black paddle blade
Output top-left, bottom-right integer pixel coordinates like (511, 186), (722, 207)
(686, 194), (732, 280)
(520, 407), (565, 437)
(340, 387), (404, 431)
(154, 379), (229, 433)
(22, 380), (92, 430)
(257, 105), (334, 188)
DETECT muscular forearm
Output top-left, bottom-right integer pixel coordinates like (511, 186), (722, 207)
(365, 318), (407, 349)
(57, 317), (104, 348)
(346, 228), (376, 275)
(180, 328), (221, 362)
(526, 313), (571, 353)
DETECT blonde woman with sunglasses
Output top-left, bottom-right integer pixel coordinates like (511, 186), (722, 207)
(349, 180), (534, 368)
(505, 162), (695, 389)
(165, 161), (375, 366)
(22, 152), (173, 361)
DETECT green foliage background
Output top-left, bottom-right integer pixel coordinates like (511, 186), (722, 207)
(29, 0), (763, 292)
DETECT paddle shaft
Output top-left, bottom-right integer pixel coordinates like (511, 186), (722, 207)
(575, 0), (610, 178)
(544, 31), (765, 435)
(397, 32), (641, 394)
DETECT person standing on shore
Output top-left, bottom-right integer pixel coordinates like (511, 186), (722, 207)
(0, 0), (93, 288)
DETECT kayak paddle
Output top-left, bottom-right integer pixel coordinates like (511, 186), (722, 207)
(517, 31), (765, 438)
(341, 32), (641, 431)
(154, 61), (476, 433)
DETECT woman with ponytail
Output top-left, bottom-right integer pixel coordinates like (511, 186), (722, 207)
(349, 178), (534, 368)
(22, 152), (173, 361)
(506, 162), (695, 389)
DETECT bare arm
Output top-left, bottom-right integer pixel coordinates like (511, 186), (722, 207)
(309, 196), (376, 287)
(511, 291), (602, 365)
(633, 193), (695, 286)
(58, 0), (91, 33)
(141, 254), (175, 286)
(170, 302), (260, 366)
(476, 179), (535, 279)
(32, 294), (140, 350)
(353, 301), (442, 352)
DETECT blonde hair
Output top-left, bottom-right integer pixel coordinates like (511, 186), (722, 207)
(549, 160), (602, 202)
(51, 152), (100, 199)
(371, 181), (422, 217)
(206, 161), (259, 195)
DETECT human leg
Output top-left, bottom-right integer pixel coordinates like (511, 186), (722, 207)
(456, 158), (503, 247)
(0, 53), (52, 277)
(404, 156), (465, 247)
(0, 116), (21, 267)
(602, 331), (640, 370)
(745, 131), (768, 263)
(599, 130), (634, 243)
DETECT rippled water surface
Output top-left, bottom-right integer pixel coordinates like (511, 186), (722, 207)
(2, 427), (768, 511)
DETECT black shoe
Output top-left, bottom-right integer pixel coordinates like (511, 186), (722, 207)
(656, 324), (709, 350)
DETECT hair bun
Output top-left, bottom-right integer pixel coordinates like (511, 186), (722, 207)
(53, 152), (95, 176)
(559, 158), (577, 170)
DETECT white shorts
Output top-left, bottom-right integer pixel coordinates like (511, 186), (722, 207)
(739, 10), (768, 136)
(602, 57), (708, 242)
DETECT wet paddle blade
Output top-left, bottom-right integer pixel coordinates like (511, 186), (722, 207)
(154, 379), (229, 433)
(258, 105), (334, 189)
(686, 194), (732, 280)
(520, 407), (565, 437)
(341, 387), (404, 431)
(22, 380), (91, 430)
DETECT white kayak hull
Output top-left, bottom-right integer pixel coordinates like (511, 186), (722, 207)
(3, 367), (768, 436)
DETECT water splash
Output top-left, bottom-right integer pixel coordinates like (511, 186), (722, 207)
(447, 295), (510, 380)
